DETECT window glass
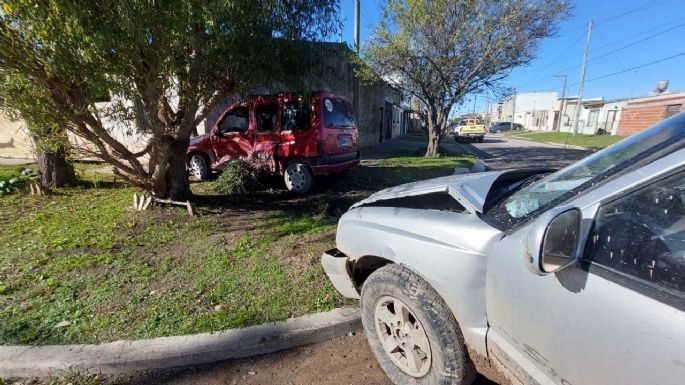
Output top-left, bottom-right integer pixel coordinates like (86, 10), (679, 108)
(584, 171), (685, 292)
(256, 104), (278, 132)
(322, 98), (356, 129)
(587, 109), (599, 127)
(282, 99), (311, 131)
(484, 113), (685, 228)
(666, 104), (682, 119)
(218, 107), (249, 134)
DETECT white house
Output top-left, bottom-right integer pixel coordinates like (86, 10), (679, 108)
(489, 92), (559, 129)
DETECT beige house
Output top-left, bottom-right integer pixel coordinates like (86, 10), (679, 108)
(0, 113), (33, 159)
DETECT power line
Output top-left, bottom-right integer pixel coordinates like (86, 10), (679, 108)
(588, 21), (685, 63)
(517, 50), (685, 95)
(596, 0), (668, 24)
(582, 50), (685, 83)
(550, 19), (685, 76)
(358, 2), (374, 25)
(593, 16), (685, 51)
(512, 1), (676, 88)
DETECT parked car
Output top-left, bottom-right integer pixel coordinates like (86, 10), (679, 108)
(454, 118), (486, 143)
(322, 113), (685, 385)
(187, 91), (360, 193)
(490, 121), (523, 132)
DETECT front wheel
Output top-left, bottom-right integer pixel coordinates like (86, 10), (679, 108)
(284, 162), (314, 194)
(189, 154), (210, 180)
(361, 264), (476, 385)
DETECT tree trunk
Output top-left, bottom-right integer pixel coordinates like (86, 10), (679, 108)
(35, 147), (76, 188)
(425, 109), (441, 157)
(151, 136), (192, 201)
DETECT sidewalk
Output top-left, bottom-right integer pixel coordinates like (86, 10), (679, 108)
(0, 157), (34, 165)
(362, 135), (472, 161)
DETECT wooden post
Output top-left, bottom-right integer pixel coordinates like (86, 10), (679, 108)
(142, 195), (153, 211)
(186, 201), (197, 216)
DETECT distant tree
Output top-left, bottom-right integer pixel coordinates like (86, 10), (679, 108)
(0, 76), (75, 187)
(0, 1), (338, 200)
(356, 0), (570, 156)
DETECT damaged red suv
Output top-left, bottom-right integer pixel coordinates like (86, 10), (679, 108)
(187, 91), (360, 193)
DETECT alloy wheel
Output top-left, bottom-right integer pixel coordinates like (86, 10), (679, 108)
(374, 296), (432, 377)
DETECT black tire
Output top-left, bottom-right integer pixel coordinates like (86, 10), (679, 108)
(361, 264), (476, 385)
(478, 137), (484, 143)
(189, 154), (210, 180)
(284, 162), (314, 194)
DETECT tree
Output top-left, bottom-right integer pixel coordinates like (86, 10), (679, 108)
(0, 74), (77, 187)
(356, 0), (569, 156)
(0, 0), (338, 200)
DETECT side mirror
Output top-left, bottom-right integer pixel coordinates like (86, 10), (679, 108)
(214, 129), (224, 137)
(525, 207), (582, 276)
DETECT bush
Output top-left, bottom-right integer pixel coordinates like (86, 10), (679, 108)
(212, 158), (270, 194)
(0, 167), (35, 196)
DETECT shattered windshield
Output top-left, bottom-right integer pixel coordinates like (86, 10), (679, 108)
(485, 113), (685, 229)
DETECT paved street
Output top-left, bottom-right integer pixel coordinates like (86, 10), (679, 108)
(461, 133), (592, 170)
(127, 134), (593, 385)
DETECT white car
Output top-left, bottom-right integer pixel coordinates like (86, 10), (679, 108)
(322, 113), (685, 385)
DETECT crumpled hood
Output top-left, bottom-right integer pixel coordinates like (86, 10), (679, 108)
(351, 170), (507, 213)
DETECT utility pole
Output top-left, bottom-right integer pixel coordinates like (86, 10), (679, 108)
(510, 92), (517, 131)
(572, 19), (592, 135)
(472, 95), (477, 115)
(354, 0), (360, 51)
(352, 0), (361, 132)
(554, 74), (567, 132)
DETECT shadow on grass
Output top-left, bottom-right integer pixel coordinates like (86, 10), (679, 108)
(192, 151), (474, 219)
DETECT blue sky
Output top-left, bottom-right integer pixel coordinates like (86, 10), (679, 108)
(336, 0), (685, 113)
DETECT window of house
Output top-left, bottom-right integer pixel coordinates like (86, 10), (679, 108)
(218, 106), (249, 134)
(666, 104), (682, 119)
(587, 109), (599, 127)
(584, 170), (685, 292)
(256, 104), (278, 132)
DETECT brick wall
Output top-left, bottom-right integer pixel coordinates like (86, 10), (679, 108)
(616, 96), (685, 136)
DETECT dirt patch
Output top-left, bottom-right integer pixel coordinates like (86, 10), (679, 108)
(126, 333), (499, 385)
(128, 332), (392, 385)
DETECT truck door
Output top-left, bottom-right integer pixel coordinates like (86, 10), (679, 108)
(484, 170), (685, 385)
(279, 95), (315, 163)
(253, 98), (280, 173)
(211, 105), (253, 169)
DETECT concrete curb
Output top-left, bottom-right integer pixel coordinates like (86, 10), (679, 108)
(0, 307), (361, 378)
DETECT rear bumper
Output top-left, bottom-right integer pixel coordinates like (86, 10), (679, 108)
(321, 248), (360, 299)
(310, 151), (361, 175)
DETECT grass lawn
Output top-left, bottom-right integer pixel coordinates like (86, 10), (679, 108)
(0, 151), (474, 346)
(507, 131), (625, 150)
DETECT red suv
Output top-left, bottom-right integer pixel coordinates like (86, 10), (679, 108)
(187, 91), (360, 193)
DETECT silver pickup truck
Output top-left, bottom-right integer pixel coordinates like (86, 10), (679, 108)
(322, 113), (685, 385)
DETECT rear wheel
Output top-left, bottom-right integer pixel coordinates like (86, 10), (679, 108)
(361, 264), (476, 385)
(478, 137), (484, 143)
(189, 154), (210, 180)
(284, 162), (314, 194)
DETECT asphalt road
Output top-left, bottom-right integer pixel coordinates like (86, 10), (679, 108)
(460, 133), (592, 170)
(129, 134), (593, 385)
